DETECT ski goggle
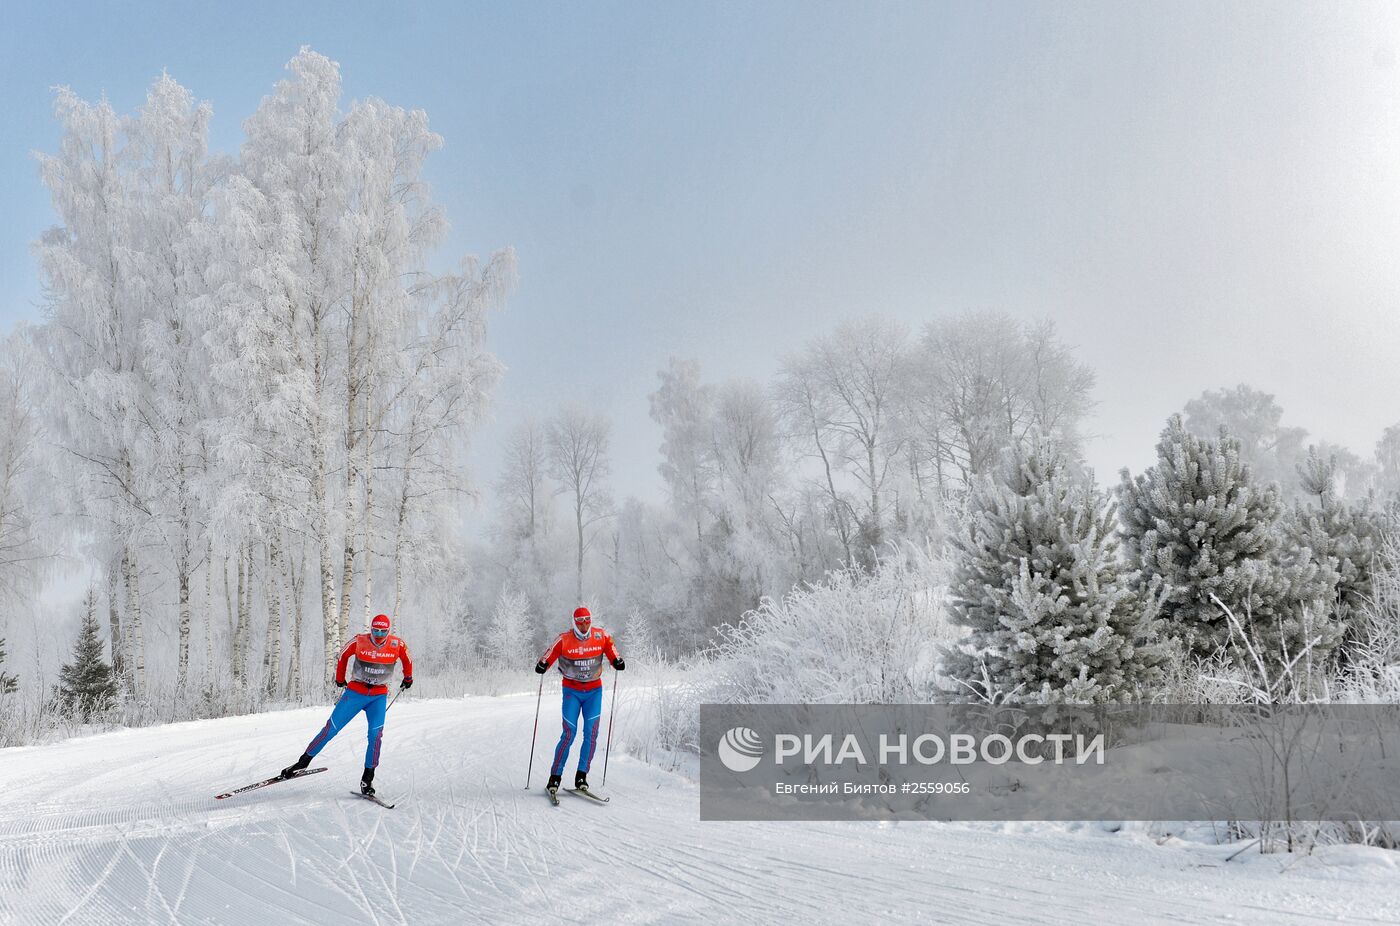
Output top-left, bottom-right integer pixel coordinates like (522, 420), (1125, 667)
(573, 615), (591, 631)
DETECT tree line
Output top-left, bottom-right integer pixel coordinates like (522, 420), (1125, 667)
(4, 49), (1399, 719)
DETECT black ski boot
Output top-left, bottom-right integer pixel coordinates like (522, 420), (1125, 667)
(280, 753), (311, 780)
(546, 774), (561, 794)
(575, 771), (589, 792)
(360, 767), (375, 796)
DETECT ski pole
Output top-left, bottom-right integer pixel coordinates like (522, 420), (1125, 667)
(524, 672), (545, 789)
(386, 687), (405, 713)
(602, 670), (620, 787)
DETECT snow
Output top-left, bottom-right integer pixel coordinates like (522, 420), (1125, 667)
(1, 692), (1396, 925)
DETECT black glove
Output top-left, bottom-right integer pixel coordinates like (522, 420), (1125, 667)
(400, 677), (413, 690)
(534, 660), (549, 674)
(611, 658), (625, 671)
(334, 679), (347, 688)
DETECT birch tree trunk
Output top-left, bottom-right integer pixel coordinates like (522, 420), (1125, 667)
(124, 549), (146, 692)
(177, 554), (191, 689)
(264, 537), (283, 697)
(223, 553), (234, 664)
(288, 545), (304, 701)
(313, 324), (338, 686)
(232, 545), (248, 682)
(339, 472), (358, 642)
(338, 290), (362, 645)
(107, 557), (127, 691)
(362, 395), (373, 623)
(393, 467), (411, 620)
(204, 539), (214, 680)
(575, 493), (585, 602)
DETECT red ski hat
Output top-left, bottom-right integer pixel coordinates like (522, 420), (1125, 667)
(371, 614), (391, 632)
(572, 607), (591, 620)
(572, 606), (592, 637)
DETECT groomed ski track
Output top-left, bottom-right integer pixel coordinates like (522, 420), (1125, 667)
(1, 692), (1395, 925)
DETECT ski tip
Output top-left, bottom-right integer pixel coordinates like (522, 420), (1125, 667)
(212, 766), (329, 801)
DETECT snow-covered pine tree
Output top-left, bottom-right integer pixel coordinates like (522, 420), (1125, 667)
(0, 636), (17, 695)
(57, 590), (118, 717)
(1288, 447), (1385, 663)
(1118, 416), (1339, 670)
(944, 438), (1165, 704)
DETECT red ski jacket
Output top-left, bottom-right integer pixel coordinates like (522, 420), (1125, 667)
(336, 633), (413, 695)
(539, 628), (620, 691)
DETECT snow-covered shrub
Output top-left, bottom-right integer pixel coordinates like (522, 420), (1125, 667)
(1335, 534), (1400, 704)
(0, 635), (17, 696)
(622, 608), (657, 662)
(1198, 596), (1332, 704)
(609, 653), (707, 776)
(484, 582), (535, 669)
(707, 543), (949, 704)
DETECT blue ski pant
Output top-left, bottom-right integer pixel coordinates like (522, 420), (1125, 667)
(551, 685), (604, 776)
(305, 689), (387, 768)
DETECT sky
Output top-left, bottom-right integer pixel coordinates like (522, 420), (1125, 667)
(6, 1), (1400, 527)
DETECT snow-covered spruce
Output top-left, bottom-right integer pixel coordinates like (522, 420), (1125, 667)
(55, 589), (118, 718)
(944, 438), (1166, 704)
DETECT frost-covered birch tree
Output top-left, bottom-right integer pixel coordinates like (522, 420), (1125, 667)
(777, 317), (910, 568)
(0, 332), (55, 607)
(125, 74), (220, 687)
(547, 406), (612, 601)
(35, 86), (154, 691)
(33, 48), (511, 700)
(228, 48), (512, 684)
(236, 48), (353, 684)
(908, 312), (1093, 492)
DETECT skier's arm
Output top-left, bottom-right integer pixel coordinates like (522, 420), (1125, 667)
(535, 637), (562, 673)
(334, 638), (355, 687)
(398, 640), (414, 688)
(604, 632), (624, 670)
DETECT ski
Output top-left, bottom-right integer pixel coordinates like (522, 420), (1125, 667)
(546, 787), (561, 806)
(351, 790), (396, 809)
(214, 767), (327, 800)
(566, 787), (610, 804)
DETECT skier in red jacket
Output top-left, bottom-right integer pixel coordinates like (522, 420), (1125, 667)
(534, 606), (624, 795)
(280, 613), (413, 795)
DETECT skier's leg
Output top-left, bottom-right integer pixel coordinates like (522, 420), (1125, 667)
(577, 686), (605, 774)
(363, 693), (387, 769)
(305, 690), (368, 758)
(550, 688), (583, 777)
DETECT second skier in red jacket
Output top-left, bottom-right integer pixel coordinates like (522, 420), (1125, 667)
(535, 606), (624, 795)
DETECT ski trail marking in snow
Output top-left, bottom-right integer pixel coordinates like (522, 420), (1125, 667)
(1, 693), (1396, 925)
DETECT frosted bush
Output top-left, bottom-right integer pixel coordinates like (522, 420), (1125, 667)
(707, 544), (950, 704)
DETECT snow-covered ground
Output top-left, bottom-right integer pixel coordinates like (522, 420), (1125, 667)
(1, 692), (1396, 925)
